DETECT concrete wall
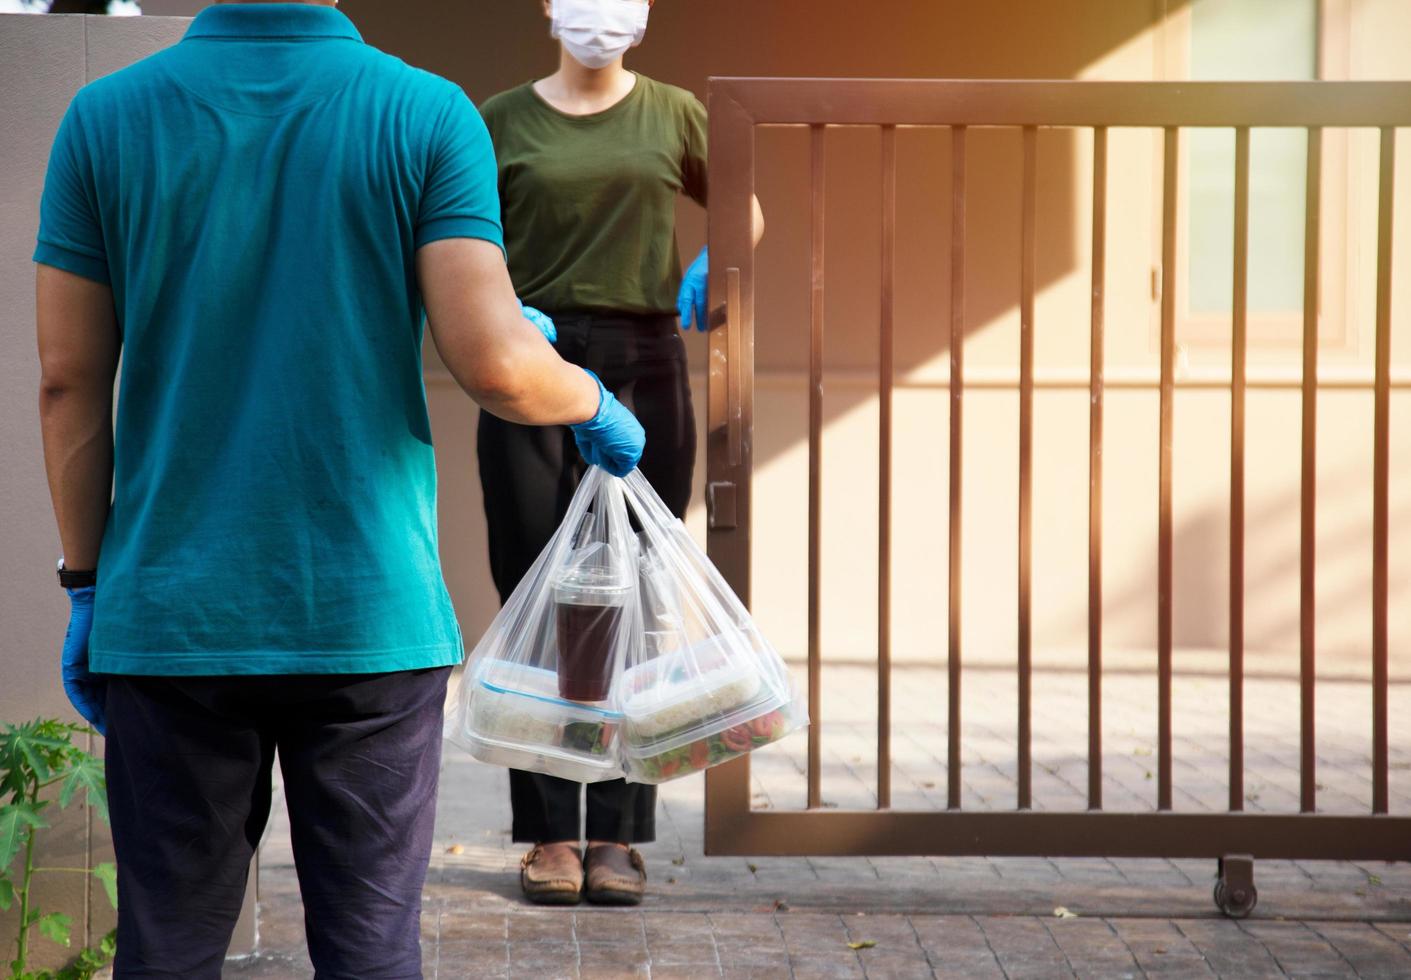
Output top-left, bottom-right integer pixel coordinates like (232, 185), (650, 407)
(0, 11), (257, 966)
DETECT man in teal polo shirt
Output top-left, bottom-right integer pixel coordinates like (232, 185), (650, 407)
(34, 1), (644, 974)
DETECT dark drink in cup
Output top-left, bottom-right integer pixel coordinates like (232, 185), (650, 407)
(553, 565), (631, 702)
(555, 602), (622, 701)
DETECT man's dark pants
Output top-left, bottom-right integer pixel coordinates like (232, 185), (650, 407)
(104, 666), (452, 979)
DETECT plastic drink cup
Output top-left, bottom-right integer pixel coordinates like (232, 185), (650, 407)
(553, 565), (632, 701)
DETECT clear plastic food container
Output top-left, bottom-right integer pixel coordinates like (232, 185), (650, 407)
(619, 633), (796, 782)
(462, 660), (622, 783)
(622, 697), (803, 783)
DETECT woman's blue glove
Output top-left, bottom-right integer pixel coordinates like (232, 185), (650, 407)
(61, 585), (106, 735)
(519, 300), (557, 343)
(570, 370), (645, 477)
(676, 247), (709, 332)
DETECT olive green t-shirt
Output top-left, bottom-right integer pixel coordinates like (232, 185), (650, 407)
(480, 74), (707, 315)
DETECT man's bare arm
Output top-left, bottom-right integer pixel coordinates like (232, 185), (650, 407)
(37, 265), (121, 570)
(417, 238), (599, 425)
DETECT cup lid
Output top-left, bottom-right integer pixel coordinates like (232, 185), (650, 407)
(554, 554), (633, 602)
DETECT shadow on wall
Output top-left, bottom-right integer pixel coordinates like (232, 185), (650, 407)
(752, 123), (1086, 375)
(1101, 466), (1411, 669)
(338, 0), (1184, 102)
(332, 1), (1260, 649)
(340, 0), (1190, 462)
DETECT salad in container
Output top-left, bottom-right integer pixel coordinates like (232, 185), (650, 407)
(619, 630), (803, 783)
(462, 660), (622, 783)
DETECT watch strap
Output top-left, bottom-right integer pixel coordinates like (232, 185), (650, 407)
(57, 560), (97, 590)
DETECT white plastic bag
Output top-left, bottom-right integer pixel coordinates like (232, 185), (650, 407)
(447, 467), (637, 783)
(446, 467), (806, 785)
(615, 471), (805, 783)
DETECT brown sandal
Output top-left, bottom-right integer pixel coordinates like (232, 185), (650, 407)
(520, 844), (584, 906)
(583, 844), (647, 906)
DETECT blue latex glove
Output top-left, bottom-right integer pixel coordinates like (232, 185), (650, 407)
(61, 585), (106, 735)
(518, 300), (557, 343)
(676, 247), (709, 332)
(570, 370), (645, 477)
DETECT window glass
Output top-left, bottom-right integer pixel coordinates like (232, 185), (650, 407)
(1187, 0), (1317, 316)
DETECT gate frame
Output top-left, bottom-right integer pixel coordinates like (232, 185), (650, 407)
(701, 79), (1411, 869)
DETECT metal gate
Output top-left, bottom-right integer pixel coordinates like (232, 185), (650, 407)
(701, 79), (1411, 913)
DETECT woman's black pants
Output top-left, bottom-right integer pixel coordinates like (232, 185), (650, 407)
(477, 311), (696, 844)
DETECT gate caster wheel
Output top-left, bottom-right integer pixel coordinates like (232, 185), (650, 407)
(1214, 854), (1258, 918)
(1213, 880), (1257, 918)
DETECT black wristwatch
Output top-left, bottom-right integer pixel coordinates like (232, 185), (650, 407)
(57, 558), (97, 590)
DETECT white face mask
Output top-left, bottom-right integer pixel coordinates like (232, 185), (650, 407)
(551, 0), (650, 70)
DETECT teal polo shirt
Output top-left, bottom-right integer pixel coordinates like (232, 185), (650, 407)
(34, 4), (502, 675)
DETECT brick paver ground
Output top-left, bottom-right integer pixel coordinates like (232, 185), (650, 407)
(229, 661), (1411, 978)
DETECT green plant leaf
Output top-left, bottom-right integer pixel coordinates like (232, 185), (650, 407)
(0, 723), (26, 799)
(57, 940), (112, 980)
(6, 723), (70, 785)
(92, 863), (117, 909)
(99, 930), (116, 957)
(38, 912), (72, 947)
(0, 875), (12, 910)
(0, 802), (47, 872)
(58, 756), (107, 824)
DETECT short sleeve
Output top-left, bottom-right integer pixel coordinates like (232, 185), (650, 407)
(34, 100), (109, 285)
(416, 89), (505, 254)
(681, 93), (708, 207)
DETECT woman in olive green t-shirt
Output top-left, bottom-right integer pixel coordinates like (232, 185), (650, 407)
(475, 0), (762, 908)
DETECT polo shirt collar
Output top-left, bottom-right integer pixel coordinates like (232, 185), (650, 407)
(185, 4), (362, 43)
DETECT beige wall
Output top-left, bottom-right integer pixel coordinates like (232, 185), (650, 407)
(336, 0), (1195, 650)
(341, 0), (1411, 676)
(0, 11), (258, 963)
(346, 0), (1189, 651)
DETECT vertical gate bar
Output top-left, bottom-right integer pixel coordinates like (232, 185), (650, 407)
(1372, 126), (1394, 815)
(727, 270), (744, 468)
(1088, 127), (1107, 811)
(1083, 124), (1106, 812)
(1158, 126), (1177, 812)
(948, 125), (967, 811)
(1018, 125), (1037, 811)
(878, 125), (896, 811)
(702, 84), (756, 846)
(1300, 127), (1322, 814)
(807, 124), (826, 811)
(1230, 126), (1250, 813)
